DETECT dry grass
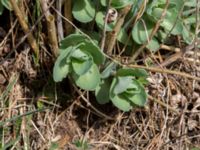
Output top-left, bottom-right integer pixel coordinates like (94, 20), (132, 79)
(1, 58), (200, 149)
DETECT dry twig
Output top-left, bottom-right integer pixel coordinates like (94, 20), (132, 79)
(127, 64), (200, 81)
(148, 95), (179, 114)
(56, 0), (64, 41)
(100, 0), (112, 51)
(40, 0), (59, 57)
(10, 0), (39, 58)
(105, 5), (132, 55)
(64, 0), (74, 35)
(73, 85), (115, 121)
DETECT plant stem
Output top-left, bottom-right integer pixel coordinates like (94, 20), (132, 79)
(9, 0), (39, 58)
(105, 5), (132, 55)
(56, 0), (64, 42)
(40, 0), (59, 57)
(127, 64), (200, 81)
(148, 95), (179, 114)
(100, 0), (112, 51)
(73, 85), (115, 120)
(64, 0), (74, 36)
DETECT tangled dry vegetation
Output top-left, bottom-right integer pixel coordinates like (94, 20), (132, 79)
(0, 0), (200, 150)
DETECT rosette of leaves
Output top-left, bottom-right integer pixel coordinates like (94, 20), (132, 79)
(130, 0), (196, 51)
(95, 67), (148, 111)
(53, 34), (105, 91)
(142, 0), (194, 44)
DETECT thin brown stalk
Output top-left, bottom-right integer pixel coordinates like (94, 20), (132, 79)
(40, 0), (59, 57)
(56, 0), (64, 41)
(148, 95), (179, 114)
(64, 0), (74, 35)
(127, 64), (200, 81)
(157, 43), (197, 67)
(100, 0), (112, 51)
(52, 6), (95, 44)
(104, 53), (200, 81)
(73, 85), (115, 120)
(9, 0), (39, 57)
(105, 5), (132, 55)
(47, 15), (59, 56)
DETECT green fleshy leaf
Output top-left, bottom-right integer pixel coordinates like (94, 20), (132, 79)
(72, 0), (95, 23)
(60, 34), (105, 65)
(132, 20), (154, 44)
(95, 79), (111, 104)
(157, 30), (168, 43)
(128, 88), (147, 106)
(101, 62), (117, 78)
(53, 47), (73, 82)
(73, 64), (101, 90)
(126, 80), (141, 94)
(78, 41), (105, 65)
(137, 77), (149, 85)
(71, 58), (93, 75)
(100, 0), (106, 6)
(113, 76), (133, 94)
(71, 49), (90, 61)
(110, 77), (132, 111)
(109, 69), (148, 111)
(95, 11), (116, 31)
(146, 0), (175, 16)
(117, 80), (141, 99)
(1, 0), (12, 10)
(81, 30), (100, 44)
(117, 28), (133, 46)
(49, 142), (59, 150)
(184, 0), (196, 7)
(146, 38), (160, 52)
(170, 19), (183, 35)
(170, 0), (184, 10)
(111, 0), (133, 9)
(110, 94), (132, 111)
(60, 34), (88, 50)
(182, 24), (194, 44)
(184, 15), (196, 24)
(117, 68), (148, 78)
(0, 1), (4, 15)
(152, 7), (182, 35)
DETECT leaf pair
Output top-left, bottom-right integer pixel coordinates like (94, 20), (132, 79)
(53, 34), (105, 90)
(95, 68), (148, 111)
